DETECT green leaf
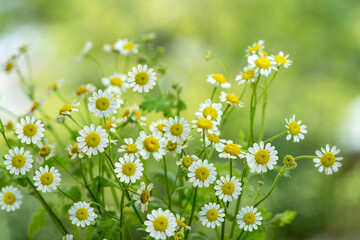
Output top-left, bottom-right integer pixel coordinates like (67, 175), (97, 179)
(89, 176), (122, 196)
(28, 208), (48, 238)
(124, 199), (136, 208)
(241, 225), (266, 240)
(14, 177), (28, 187)
(97, 219), (119, 239)
(177, 99), (187, 111)
(177, 169), (190, 177)
(268, 210), (297, 227)
(65, 186), (82, 201)
(140, 96), (174, 117)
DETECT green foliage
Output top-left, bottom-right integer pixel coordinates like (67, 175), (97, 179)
(28, 208), (48, 238)
(65, 186), (82, 201)
(268, 210), (297, 227)
(97, 219), (119, 239)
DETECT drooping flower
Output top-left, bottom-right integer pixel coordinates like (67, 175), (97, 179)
(37, 138), (56, 164)
(216, 140), (246, 159)
(133, 182), (154, 212)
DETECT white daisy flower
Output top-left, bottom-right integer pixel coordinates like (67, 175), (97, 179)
(62, 234), (73, 240)
(195, 99), (223, 123)
(206, 73), (231, 88)
(37, 138), (56, 164)
(285, 115), (307, 142)
(237, 206), (262, 231)
(33, 165), (61, 192)
(192, 116), (220, 134)
(313, 144), (343, 175)
(58, 100), (80, 116)
(15, 116), (45, 144)
(102, 72), (129, 94)
(76, 124), (109, 157)
(0, 186), (22, 212)
(175, 214), (191, 231)
(270, 51), (292, 68)
(66, 143), (85, 159)
(77, 41), (93, 61)
(200, 129), (222, 148)
(144, 208), (177, 240)
(133, 182), (154, 212)
(248, 54), (277, 77)
(136, 131), (167, 161)
(165, 140), (183, 156)
(235, 66), (258, 85)
(128, 64), (157, 93)
(120, 104), (147, 125)
(149, 119), (167, 134)
(176, 155), (199, 169)
(114, 39), (139, 56)
(114, 154), (143, 184)
(88, 90), (120, 118)
(216, 140), (245, 159)
(214, 175), (242, 202)
(199, 203), (225, 228)
(163, 116), (191, 144)
(74, 84), (96, 98)
(245, 40), (265, 56)
(219, 92), (244, 107)
(246, 141), (278, 173)
(4, 147), (33, 175)
(69, 201), (97, 227)
(188, 159), (217, 188)
(118, 138), (140, 158)
(46, 79), (64, 95)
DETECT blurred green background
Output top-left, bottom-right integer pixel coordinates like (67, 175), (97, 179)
(1, 0), (360, 239)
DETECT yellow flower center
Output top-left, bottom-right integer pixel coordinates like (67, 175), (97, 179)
(203, 106), (218, 121)
(143, 137), (160, 152)
(196, 119), (213, 130)
(206, 209), (219, 222)
(48, 82), (57, 90)
(85, 132), (101, 148)
(59, 104), (73, 115)
(226, 94), (239, 104)
(102, 120), (112, 130)
(288, 121), (301, 135)
(321, 152), (336, 168)
(39, 145), (51, 157)
(23, 123), (37, 137)
(255, 57), (271, 69)
(170, 123), (184, 136)
(122, 108), (130, 117)
(31, 101), (40, 112)
(221, 181), (235, 195)
(274, 55), (287, 65)
(75, 208), (89, 221)
(3, 192), (16, 205)
(71, 144), (79, 154)
(243, 212), (256, 225)
(125, 144), (138, 154)
(156, 123), (167, 133)
(206, 133), (220, 143)
(123, 42), (134, 50)
(153, 216), (169, 232)
(254, 149), (270, 165)
(11, 154), (26, 168)
(76, 86), (87, 96)
(135, 72), (149, 86)
(224, 143), (241, 156)
(95, 97), (110, 111)
(182, 156), (194, 168)
(283, 155), (295, 167)
(249, 44), (261, 53)
(260, 50), (268, 56)
(242, 69), (255, 80)
(174, 231), (185, 240)
(166, 141), (178, 151)
(110, 77), (123, 87)
(212, 74), (226, 84)
(5, 62), (14, 72)
(176, 219), (187, 228)
(140, 189), (150, 204)
(133, 110), (141, 120)
(121, 162), (136, 177)
(195, 166), (210, 181)
(40, 172), (54, 186)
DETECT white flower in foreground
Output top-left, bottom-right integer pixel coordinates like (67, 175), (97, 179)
(165, 140), (183, 156)
(118, 137), (140, 158)
(246, 141), (278, 173)
(219, 92), (244, 107)
(207, 73), (231, 88)
(199, 203), (225, 228)
(15, 116), (45, 144)
(214, 175), (242, 202)
(216, 140), (246, 159)
(37, 138), (56, 164)
(67, 143), (85, 159)
(69, 201), (97, 227)
(128, 64), (157, 93)
(235, 66), (258, 85)
(114, 154), (143, 183)
(77, 124), (109, 157)
(245, 40), (265, 56)
(4, 147), (33, 175)
(176, 155), (199, 169)
(248, 54), (277, 77)
(144, 208), (177, 240)
(163, 116), (191, 143)
(192, 116), (219, 134)
(237, 206), (262, 231)
(114, 39), (139, 56)
(33, 165), (61, 192)
(285, 115), (307, 142)
(188, 159), (217, 188)
(77, 41), (92, 61)
(313, 144), (343, 175)
(134, 182), (154, 212)
(195, 99), (223, 123)
(88, 90), (119, 117)
(270, 51), (292, 68)
(175, 214), (191, 231)
(136, 131), (167, 161)
(0, 186), (22, 212)
(102, 72), (129, 93)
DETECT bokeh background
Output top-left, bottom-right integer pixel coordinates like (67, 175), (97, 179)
(1, 0), (360, 239)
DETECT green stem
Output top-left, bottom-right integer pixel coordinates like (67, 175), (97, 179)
(229, 158), (233, 177)
(163, 157), (172, 211)
(263, 131), (287, 144)
(68, 115), (84, 128)
(210, 86), (217, 101)
(52, 157), (85, 187)
(1, 131), (12, 149)
(79, 158), (101, 212)
(120, 189), (126, 240)
(185, 187), (197, 240)
(211, 56), (230, 78)
(57, 188), (76, 202)
(247, 75), (260, 148)
(294, 155), (317, 160)
(236, 230), (245, 240)
(258, 84), (267, 142)
(55, 90), (68, 104)
(256, 70), (279, 104)
(203, 133), (210, 161)
(90, 202), (120, 221)
(88, 54), (106, 76)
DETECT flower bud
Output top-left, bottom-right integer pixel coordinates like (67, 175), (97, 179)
(283, 155), (295, 167)
(204, 51), (212, 60)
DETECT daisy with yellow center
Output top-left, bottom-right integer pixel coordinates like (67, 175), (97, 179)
(195, 99), (223, 123)
(74, 84), (96, 99)
(77, 41), (93, 61)
(133, 182), (154, 212)
(4, 147), (33, 175)
(76, 124), (109, 157)
(246, 141), (278, 173)
(118, 137), (140, 158)
(102, 72), (129, 94)
(120, 104), (147, 125)
(127, 64), (157, 93)
(175, 214), (191, 231)
(66, 143), (85, 159)
(114, 154), (143, 184)
(174, 231), (185, 240)
(199, 202), (225, 228)
(245, 40), (265, 56)
(165, 140), (183, 157)
(144, 208), (177, 239)
(219, 91), (244, 107)
(248, 54), (277, 77)
(214, 175), (242, 202)
(270, 51), (292, 68)
(33, 165), (61, 192)
(235, 66), (258, 85)
(0, 186), (22, 212)
(163, 116), (191, 144)
(149, 119), (167, 134)
(136, 131), (167, 161)
(114, 39), (139, 56)
(37, 138), (56, 164)
(207, 73), (231, 88)
(216, 140), (246, 159)
(88, 90), (119, 118)
(69, 201), (97, 227)
(192, 116), (220, 134)
(176, 155), (199, 169)
(237, 206), (262, 231)
(285, 115), (307, 142)
(15, 116), (45, 144)
(313, 144), (343, 175)
(188, 159), (217, 188)
(58, 100), (80, 116)
(4, 60), (14, 73)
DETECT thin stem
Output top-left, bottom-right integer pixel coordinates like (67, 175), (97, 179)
(88, 54), (106, 75)
(123, 55), (130, 73)
(229, 158), (233, 177)
(294, 155), (317, 160)
(236, 230), (245, 240)
(1, 131), (12, 149)
(55, 90), (68, 104)
(52, 157), (85, 187)
(211, 56), (230, 78)
(203, 133), (210, 161)
(163, 157), (172, 211)
(90, 202), (120, 221)
(68, 115), (84, 128)
(258, 83), (267, 142)
(210, 86), (217, 101)
(247, 75), (260, 148)
(263, 131), (287, 144)
(120, 188), (126, 240)
(256, 70), (279, 104)
(57, 188), (76, 202)
(185, 187), (197, 240)
(79, 158), (101, 212)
